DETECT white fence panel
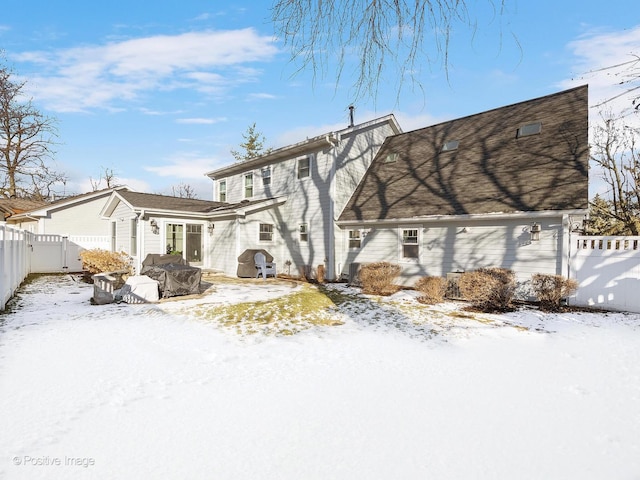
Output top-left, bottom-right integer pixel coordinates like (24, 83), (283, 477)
(30, 235), (68, 273)
(570, 236), (640, 313)
(67, 236), (110, 272)
(1, 224), (33, 310)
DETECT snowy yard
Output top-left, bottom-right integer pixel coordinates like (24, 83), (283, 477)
(1, 274), (640, 480)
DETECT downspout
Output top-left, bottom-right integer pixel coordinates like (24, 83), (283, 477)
(326, 133), (340, 280)
(137, 209), (145, 274)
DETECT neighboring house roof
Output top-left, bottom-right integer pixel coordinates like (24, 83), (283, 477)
(7, 185), (130, 221)
(339, 85), (589, 223)
(0, 198), (48, 220)
(101, 190), (287, 219)
(205, 114), (402, 179)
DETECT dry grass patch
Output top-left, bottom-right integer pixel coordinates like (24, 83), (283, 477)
(189, 283), (344, 336)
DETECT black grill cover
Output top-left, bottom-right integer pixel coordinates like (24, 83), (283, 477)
(140, 263), (201, 298)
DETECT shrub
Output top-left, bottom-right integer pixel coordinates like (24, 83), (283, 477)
(531, 274), (579, 312)
(458, 267), (516, 312)
(415, 276), (447, 304)
(359, 262), (401, 296)
(80, 249), (132, 275)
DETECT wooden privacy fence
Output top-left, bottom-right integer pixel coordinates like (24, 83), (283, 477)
(569, 235), (640, 313)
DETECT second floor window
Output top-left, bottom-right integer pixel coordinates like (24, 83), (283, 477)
(244, 173), (253, 198)
(219, 180), (227, 202)
(262, 166), (271, 186)
(297, 156), (310, 179)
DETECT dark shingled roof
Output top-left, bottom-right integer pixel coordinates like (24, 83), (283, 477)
(119, 191), (227, 213)
(339, 85), (589, 222)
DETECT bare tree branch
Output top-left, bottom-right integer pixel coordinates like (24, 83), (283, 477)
(271, 0), (508, 103)
(1, 61), (66, 199)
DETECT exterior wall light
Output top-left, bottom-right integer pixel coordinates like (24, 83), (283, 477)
(150, 219), (159, 235)
(208, 222), (215, 235)
(530, 222), (541, 241)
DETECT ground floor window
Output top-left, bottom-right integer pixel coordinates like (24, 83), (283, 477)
(130, 219), (137, 256)
(166, 223), (203, 263)
(348, 230), (361, 249)
(260, 223), (274, 242)
(111, 222), (116, 252)
(402, 228), (419, 259)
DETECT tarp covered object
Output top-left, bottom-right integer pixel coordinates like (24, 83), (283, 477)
(237, 249), (274, 277)
(140, 263), (201, 298)
(119, 275), (160, 303)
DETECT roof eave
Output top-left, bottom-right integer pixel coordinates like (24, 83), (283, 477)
(337, 209), (589, 226)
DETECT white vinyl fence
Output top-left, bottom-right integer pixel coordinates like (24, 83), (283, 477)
(1, 224), (109, 309)
(1, 224), (33, 310)
(569, 236), (640, 313)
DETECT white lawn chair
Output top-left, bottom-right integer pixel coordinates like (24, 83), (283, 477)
(254, 252), (276, 280)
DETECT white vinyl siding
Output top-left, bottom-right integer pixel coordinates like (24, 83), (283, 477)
(341, 217), (565, 287)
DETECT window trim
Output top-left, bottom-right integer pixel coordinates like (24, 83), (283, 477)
(218, 179), (227, 202)
(262, 166), (272, 186)
(244, 173), (254, 199)
(297, 156), (311, 179)
(259, 223), (274, 243)
(517, 122), (542, 138)
(400, 226), (421, 261)
(441, 140), (460, 152)
(130, 218), (138, 256)
(348, 229), (362, 249)
(299, 223), (308, 243)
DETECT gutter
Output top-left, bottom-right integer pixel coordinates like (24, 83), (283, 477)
(336, 209), (589, 227)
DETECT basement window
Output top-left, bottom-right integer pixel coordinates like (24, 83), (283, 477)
(441, 140), (459, 152)
(517, 122), (542, 138)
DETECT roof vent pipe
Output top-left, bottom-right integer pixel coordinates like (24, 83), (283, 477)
(348, 105), (355, 128)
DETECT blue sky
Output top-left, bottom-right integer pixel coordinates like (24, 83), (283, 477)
(1, 1), (638, 199)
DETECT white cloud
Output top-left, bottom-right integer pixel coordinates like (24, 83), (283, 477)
(143, 154), (220, 179)
(560, 25), (640, 125)
(176, 117), (227, 125)
(247, 92), (277, 101)
(13, 29), (279, 112)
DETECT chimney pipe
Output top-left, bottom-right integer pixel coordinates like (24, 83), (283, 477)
(348, 105), (355, 128)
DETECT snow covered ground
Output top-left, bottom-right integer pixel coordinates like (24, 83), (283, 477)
(1, 274), (640, 480)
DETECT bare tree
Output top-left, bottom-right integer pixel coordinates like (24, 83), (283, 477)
(271, 0), (509, 101)
(589, 111), (640, 235)
(0, 62), (66, 199)
(591, 55), (640, 111)
(230, 123), (272, 162)
(170, 182), (198, 199)
(90, 166), (118, 191)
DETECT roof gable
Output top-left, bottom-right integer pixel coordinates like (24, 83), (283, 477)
(339, 86), (589, 222)
(206, 114), (401, 179)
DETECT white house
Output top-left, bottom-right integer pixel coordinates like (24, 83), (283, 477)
(6, 186), (129, 250)
(204, 114), (401, 279)
(337, 85), (590, 288)
(99, 114), (401, 276)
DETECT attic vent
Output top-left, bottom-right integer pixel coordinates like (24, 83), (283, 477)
(441, 140), (459, 152)
(384, 153), (398, 163)
(517, 122), (542, 138)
